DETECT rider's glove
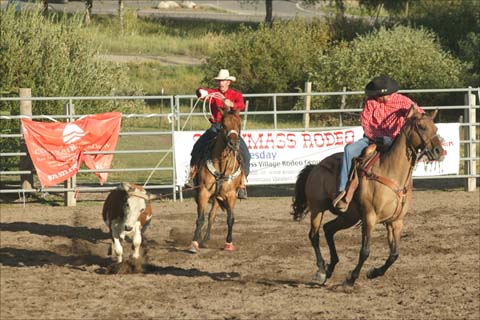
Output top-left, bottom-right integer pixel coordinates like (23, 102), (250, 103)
(196, 88), (208, 98)
(224, 99), (234, 108)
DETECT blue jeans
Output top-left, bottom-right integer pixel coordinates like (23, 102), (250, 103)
(338, 136), (393, 192)
(190, 124), (251, 176)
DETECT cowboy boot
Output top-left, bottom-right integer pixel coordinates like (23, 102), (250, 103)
(184, 165), (197, 188)
(237, 174), (247, 199)
(332, 190), (348, 212)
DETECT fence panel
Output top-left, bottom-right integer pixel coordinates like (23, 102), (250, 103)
(1, 88), (478, 205)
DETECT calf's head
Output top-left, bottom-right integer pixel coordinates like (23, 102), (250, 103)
(119, 182), (158, 232)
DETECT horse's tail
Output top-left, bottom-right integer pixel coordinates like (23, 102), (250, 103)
(291, 164), (315, 221)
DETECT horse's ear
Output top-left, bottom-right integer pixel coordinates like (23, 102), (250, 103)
(234, 108), (240, 117)
(431, 109), (438, 120)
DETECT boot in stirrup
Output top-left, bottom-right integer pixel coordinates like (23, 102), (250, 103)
(184, 165), (197, 189)
(237, 174), (247, 199)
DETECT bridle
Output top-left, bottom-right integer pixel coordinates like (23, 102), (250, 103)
(403, 115), (443, 163)
(225, 129), (240, 151)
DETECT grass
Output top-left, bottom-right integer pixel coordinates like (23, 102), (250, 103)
(126, 63), (203, 95)
(87, 13), (244, 58)
(84, 14), (246, 96)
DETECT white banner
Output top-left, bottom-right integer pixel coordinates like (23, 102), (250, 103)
(412, 123), (460, 176)
(173, 123), (460, 186)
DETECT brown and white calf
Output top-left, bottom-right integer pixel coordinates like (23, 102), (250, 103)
(102, 182), (159, 263)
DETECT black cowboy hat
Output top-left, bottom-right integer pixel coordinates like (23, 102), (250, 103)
(364, 75), (399, 97)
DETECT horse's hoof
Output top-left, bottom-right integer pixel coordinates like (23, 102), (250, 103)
(342, 278), (355, 291)
(314, 270), (327, 285)
(223, 242), (234, 251)
(188, 241), (200, 254)
(342, 279), (353, 293)
(367, 268), (381, 279)
(199, 242), (209, 249)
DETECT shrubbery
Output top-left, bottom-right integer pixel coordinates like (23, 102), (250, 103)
(310, 25), (468, 109)
(0, 6), (140, 171)
(202, 18), (331, 95)
(0, 6), (138, 116)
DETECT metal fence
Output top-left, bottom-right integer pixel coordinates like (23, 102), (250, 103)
(1, 87), (478, 205)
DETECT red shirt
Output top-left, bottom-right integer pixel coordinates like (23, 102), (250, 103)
(198, 88), (245, 124)
(361, 93), (424, 140)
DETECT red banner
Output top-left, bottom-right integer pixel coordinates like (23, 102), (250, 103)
(21, 112), (122, 187)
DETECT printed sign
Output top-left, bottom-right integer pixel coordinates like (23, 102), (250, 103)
(21, 112), (122, 187)
(174, 124), (460, 186)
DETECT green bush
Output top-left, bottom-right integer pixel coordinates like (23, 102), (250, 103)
(0, 6), (138, 116)
(458, 32), (480, 86)
(310, 25), (468, 110)
(406, 0), (480, 56)
(202, 18), (331, 97)
(0, 6), (141, 171)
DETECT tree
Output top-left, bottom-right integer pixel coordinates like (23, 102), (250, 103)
(203, 18), (330, 95)
(310, 26), (467, 109)
(84, 0), (93, 25)
(241, 0), (326, 25)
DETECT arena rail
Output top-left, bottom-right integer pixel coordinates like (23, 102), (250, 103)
(0, 87), (478, 206)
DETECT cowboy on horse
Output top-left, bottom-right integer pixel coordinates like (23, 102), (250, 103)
(185, 69), (250, 199)
(333, 75), (425, 212)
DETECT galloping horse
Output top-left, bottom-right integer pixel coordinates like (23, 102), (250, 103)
(189, 106), (243, 253)
(291, 105), (444, 288)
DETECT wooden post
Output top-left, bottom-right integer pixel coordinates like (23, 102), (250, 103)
(118, 0), (124, 35)
(304, 82), (311, 130)
(464, 91), (477, 191)
(64, 102), (77, 206)
(19, 88), (34, 190)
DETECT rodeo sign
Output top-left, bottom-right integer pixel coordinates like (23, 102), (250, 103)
(174, 124), (460, 186)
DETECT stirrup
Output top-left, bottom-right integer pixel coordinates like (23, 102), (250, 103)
(237, 188), (247, 199)
(184, 176), (195, 189)
(332, 190), (346, 207)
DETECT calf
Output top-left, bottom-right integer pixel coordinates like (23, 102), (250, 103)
(102, 182), (159, 263)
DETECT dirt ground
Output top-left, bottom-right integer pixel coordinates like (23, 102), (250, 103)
(1, 188), (479, 319)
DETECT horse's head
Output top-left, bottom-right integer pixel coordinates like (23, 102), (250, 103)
(219, 106), (241, 151)
(404, 105), (444, 161)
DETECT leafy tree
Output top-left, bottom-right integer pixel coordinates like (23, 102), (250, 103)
(0, 5), (137, 115)
(0, 6), (141, 169)
(203, 18), (330, 95)
(310, 25), (468, 109)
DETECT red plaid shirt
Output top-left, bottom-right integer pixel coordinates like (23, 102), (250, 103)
(198, 88), (245, 124)
(361, 93), (424, 140)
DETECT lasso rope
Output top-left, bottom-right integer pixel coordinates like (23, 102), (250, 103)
(144, 91), (225, 188)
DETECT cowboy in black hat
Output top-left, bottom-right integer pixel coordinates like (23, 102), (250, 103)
(332, 75), (424, 212)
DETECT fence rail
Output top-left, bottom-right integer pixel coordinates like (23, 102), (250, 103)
(1, 87), (478, 205)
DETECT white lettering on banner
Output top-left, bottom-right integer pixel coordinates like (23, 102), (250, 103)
(173, 124), (460, 186)
(47, 163), (78, 181)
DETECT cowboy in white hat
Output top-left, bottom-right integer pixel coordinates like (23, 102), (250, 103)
(186, 69), (250, 199)
(332, 75), (425, 212)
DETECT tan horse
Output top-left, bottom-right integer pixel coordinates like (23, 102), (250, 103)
(291, 105), (444, 288)
(189, 107), (243, 253)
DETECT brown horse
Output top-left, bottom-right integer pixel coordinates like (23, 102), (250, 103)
(291, 105), (444, 288)
(189, 106), (243, 253)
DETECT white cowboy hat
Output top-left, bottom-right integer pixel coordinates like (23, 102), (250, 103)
(214, 69), (236, 82)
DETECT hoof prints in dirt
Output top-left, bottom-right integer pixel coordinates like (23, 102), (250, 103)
(105, 259), (145, 274)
